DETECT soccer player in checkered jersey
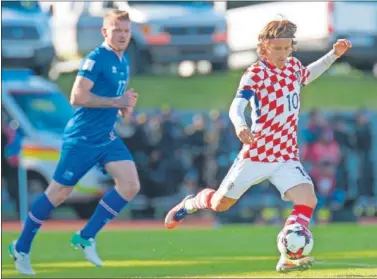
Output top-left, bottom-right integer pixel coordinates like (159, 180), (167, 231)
(165, 19), (352, 272)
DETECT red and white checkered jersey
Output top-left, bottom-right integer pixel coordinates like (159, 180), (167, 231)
(239, 57), (311, 162)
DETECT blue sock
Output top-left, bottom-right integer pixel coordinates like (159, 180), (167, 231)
(16, 194), (55, 253)
(80, 188), (128, 240)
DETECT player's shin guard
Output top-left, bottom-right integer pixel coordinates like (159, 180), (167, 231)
(80, 188), (128, 240)
(185, 188), (215, 213)
(284, 204), (313, 228)
(16, 193), (55, 253)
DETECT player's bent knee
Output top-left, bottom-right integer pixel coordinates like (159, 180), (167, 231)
(210, 195), (237, 212)
(286, 183), (317, 208)
(212, 203), (230, 212)
(127, 180), (140, 196)
(105, 160), (140, 200)
(306, 194), (318, 208)
(115, 180), (140, 201)
(45, 180), (73, 206)
(298, 190), (317, 208)
(294, 195), (317, 209)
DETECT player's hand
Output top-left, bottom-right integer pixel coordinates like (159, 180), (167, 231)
(333, 39), (352, 57)
(118, 107), (134, 117)
(236, 125), (254, 144)
(113, 88), (139, 108)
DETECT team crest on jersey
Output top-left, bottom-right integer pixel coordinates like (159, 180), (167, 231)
(295, 71), (301, 81)
(63, 170), (74, 181)
(112, 66), (117, 74)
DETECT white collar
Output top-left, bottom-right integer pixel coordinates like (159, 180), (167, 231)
(102, 41), (113, 51)
(101, 41), (124, 61)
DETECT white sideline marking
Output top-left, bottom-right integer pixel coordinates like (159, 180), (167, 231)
(316, 261), (377, 268)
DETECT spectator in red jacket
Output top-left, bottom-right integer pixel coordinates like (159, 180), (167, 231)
(303, 128), (341, 167)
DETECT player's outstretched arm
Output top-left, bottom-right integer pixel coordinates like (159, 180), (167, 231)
(303, 39), (352, 86)
(70, 76), (138, 108)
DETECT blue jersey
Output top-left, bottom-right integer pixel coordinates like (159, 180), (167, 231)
(63, 42), (130, 145)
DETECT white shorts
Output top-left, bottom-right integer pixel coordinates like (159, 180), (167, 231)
(217, 156), (314, 200)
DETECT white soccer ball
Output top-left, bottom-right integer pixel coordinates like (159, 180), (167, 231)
(277, 223), (314, 259)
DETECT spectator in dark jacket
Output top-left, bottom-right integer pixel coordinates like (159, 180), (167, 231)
(354, 109), (374, 198)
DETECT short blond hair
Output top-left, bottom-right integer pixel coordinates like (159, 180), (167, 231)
(257, 18), (297, 57)
(103, 9), (130, 27)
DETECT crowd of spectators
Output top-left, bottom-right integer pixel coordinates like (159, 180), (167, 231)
(113, 107), (376, 219)
(2, 106), (376, 220)
(301, 109), (374, 212)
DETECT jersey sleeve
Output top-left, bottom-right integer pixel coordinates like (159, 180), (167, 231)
(77, 50), (102, 82)
(234, 69), (260, 101)
(294, 58), (311, 86)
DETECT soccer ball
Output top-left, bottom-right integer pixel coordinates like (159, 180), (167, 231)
(277, 223), (314, 259)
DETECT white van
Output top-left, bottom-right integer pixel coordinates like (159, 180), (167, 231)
(2, 69), (110, 218)
(40, 1), (229, 76)
(215, 1), (377, 70)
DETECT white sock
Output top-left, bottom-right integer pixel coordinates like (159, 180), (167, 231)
(184, 198), (197, 214)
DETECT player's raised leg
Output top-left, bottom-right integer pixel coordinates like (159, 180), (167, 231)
(165, 157), (274, 229)
(72, 138), (139, 266)
(164, 190), (236, 229)
(270, 161), (317, 273)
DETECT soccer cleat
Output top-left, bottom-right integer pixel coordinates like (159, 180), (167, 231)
(71, 232), (103, 267)
(276, 254), (315, 273)
(8, 240), (36, 275)
(164, 195), (194, 229)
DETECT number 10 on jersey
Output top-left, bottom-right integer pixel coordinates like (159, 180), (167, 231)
(286, 92), (299, 112)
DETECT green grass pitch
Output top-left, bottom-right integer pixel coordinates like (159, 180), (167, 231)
(56, 71), (377, 111)
(2, 224), (377, 278)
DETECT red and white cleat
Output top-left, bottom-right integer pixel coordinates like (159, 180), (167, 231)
(164, 195), (194, 230)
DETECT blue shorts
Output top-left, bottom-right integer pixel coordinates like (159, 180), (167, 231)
(53, 138), (133, 186)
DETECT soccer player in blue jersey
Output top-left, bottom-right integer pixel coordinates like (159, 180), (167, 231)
(9, 10), (139, 275)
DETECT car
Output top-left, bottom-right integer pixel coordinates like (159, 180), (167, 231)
(1, 69), (111, 218)
(2, 1), (55, 76)
(119, 1), (229, 74)
(41, 1), (229, 76)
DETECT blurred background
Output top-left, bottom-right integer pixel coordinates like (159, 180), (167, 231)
(2, 1), (377, 225)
